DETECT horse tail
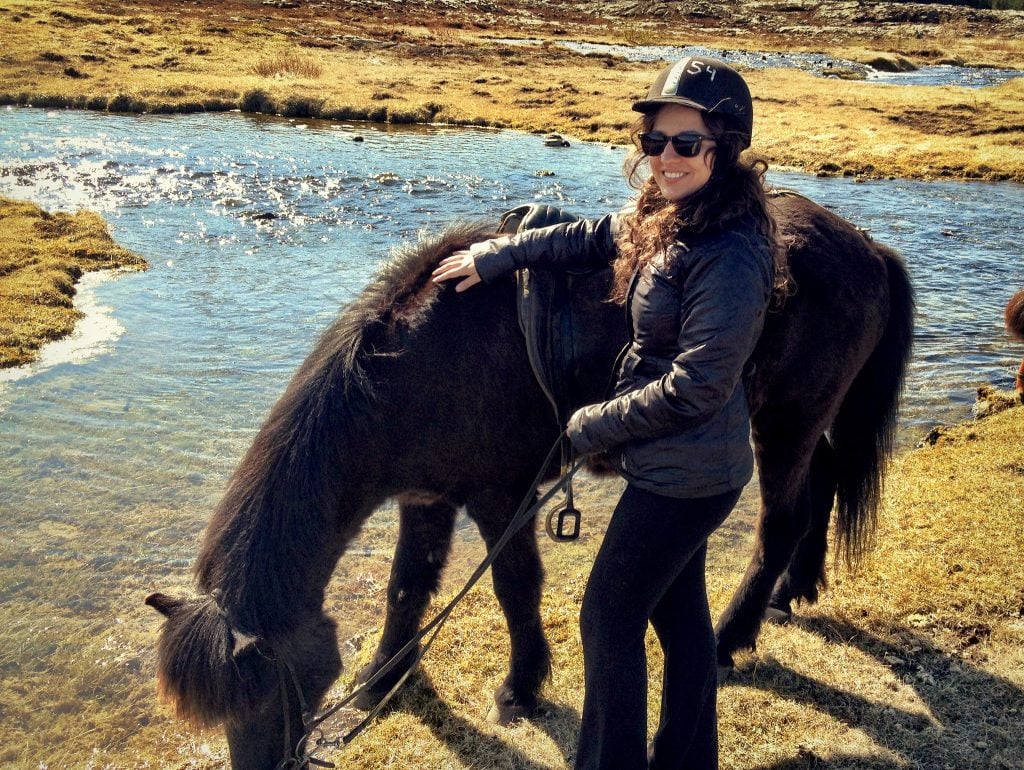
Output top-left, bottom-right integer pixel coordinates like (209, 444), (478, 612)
(830, 245), (915, 564)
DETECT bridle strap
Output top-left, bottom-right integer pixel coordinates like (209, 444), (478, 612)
(277, 658), (295, 768)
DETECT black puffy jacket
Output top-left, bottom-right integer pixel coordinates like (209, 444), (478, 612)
(474, 212), (773, 499)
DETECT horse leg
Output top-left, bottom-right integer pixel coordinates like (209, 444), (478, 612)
(353, 498), (457, 709)
(767, 436), (839, 621)
(466, 488), (551, 726)
(715, 429), (818, 675)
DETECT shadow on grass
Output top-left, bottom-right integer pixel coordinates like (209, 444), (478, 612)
(724, 615), (1024, 768)
(530, 698), (582, 766)
(354, 671), (582, 769)
(322, 616), (1021, 767)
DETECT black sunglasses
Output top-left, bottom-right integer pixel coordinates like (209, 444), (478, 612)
(638, 131), (715, 158)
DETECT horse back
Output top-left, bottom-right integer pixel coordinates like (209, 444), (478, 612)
(748, 193), (898, 424)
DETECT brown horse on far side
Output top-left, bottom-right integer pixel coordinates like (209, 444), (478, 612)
(1006, 288), (1024, 399)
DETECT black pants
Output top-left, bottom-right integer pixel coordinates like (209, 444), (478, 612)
(574, 484), (741, 770)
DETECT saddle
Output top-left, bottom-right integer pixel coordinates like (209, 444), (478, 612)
(498, 204), (582, 425)
(497, 203), (587, 540)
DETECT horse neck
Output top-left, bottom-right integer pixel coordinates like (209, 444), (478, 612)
(193, 352), (383, 639)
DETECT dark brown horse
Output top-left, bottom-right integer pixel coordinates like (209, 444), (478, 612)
(146, 192), (913, 769)
(1006, 288), (1024, 399)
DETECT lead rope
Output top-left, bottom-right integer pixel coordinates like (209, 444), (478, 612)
(277, 434), (584, 769)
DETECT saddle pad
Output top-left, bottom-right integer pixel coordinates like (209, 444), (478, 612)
(497, 204), (582, 423)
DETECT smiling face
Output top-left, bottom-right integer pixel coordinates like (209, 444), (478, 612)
(648, 104), (716, 202)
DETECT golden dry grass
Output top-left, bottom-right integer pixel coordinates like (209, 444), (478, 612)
(0, 196), (147, 368)
(251, 51), (324, 79)
(0, 0), (1022, 180)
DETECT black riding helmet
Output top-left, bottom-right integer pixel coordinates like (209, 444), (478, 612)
(632, 57), (753, 149)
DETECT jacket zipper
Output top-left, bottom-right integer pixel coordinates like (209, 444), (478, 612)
(608, 267), (641, 388)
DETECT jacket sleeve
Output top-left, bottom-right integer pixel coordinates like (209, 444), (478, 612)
(473, 213), (620, 283)
(567, 236), (772, 454)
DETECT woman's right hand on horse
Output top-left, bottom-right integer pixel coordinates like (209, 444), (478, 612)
(432, 248), (483, 292)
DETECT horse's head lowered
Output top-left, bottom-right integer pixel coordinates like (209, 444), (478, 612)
(146, 591), (341, 769)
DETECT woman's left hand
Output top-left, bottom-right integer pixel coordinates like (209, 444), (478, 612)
(432, 249), (483, 292)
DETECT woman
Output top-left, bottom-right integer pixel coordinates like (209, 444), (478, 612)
(432, 57), (788, 770)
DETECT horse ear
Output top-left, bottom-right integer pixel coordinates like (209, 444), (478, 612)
(145, 592), (184, 617)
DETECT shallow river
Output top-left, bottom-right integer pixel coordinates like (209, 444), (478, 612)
(0, 107), (1021, 763)
(496, 38), (1024, 87)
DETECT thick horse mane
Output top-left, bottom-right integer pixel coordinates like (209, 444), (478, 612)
(324, 221), (496, 396)
(150, 221), (509, 729)
(191, 221), (497, 637)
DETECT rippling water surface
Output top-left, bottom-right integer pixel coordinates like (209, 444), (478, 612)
(0, 106), (1021, 762)
(0, 109), (620, 528)
(1, 106), (1022, 520)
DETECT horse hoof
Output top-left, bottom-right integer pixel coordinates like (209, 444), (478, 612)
(351, 686), (385, 711)
(486, 700), (532, 726)
(765, 605), (793, 625)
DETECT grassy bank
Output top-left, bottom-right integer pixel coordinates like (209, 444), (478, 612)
(0, 196), (147, 368)
(1, 0), (1023, 181)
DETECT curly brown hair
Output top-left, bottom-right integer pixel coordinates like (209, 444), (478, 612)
(610, 110), (791, 305)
